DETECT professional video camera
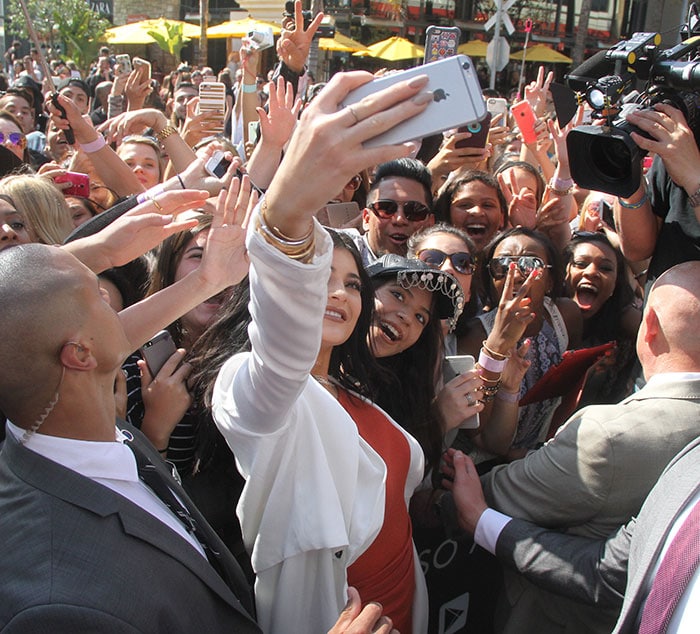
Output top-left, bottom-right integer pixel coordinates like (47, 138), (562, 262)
(564, 11), (700, 197)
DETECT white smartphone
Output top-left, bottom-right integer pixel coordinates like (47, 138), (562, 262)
(248, 120), (260, 145)
(442, 355), (479, 430)
(341, 55), (486, 148)
(198, 81), (227, 134)
(205, 150), (232, 179)
(115, 54), (132, 75)
(140, 330), (178, 377)
(486, 97), (508, 123)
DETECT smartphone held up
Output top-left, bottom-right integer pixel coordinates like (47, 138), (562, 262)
(341, 55), (486, 148)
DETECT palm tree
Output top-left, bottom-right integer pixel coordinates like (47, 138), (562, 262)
(572, 0), (593, 67)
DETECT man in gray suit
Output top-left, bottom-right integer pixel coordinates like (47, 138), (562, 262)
(446, 436), (700, 633)
(0, 243), (261, 632)
(441, 260), (700, 633)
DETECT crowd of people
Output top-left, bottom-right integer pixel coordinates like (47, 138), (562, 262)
(1, 3), (699, 632)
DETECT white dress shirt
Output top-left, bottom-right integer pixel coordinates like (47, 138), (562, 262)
(6, 421), (205, 557)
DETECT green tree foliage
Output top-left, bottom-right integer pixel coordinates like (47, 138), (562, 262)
(5, 0), (110, 73)
(147, 21), (191, 59)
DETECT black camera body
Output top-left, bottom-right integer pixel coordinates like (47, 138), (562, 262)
(566, 31), (700, 196)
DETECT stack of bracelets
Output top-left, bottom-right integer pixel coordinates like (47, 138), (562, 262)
(476, 341), (520, 404)
(256, 199), (316, 263)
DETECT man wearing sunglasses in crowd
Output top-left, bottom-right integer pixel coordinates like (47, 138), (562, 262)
(345, 157), (435, 266)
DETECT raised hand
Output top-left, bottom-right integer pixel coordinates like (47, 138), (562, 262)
(257, 76), (302, 149)
(277, 0), (325, 73)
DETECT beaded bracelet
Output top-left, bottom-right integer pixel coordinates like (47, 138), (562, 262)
(618, 191), (649, 209)
(481, 382), (502, 403)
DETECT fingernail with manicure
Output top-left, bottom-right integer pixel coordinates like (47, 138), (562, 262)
(412, 91), (433, 105)
(408, 74), (429, 88)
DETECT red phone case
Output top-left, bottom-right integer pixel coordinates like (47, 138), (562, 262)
(55, 172), (90, 198)
(511, 101), (539, 144)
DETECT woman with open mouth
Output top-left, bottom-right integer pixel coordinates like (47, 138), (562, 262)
(458, 227), (582, 465)
(433, 170), (508, 255)
(365, 252), (469, 475)
(564, 231), (641, 407)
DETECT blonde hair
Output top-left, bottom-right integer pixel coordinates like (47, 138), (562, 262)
(0, 174), (74, 244)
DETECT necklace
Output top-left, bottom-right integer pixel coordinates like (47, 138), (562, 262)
(312, 374), (339, 399)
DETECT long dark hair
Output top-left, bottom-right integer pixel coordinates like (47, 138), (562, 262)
(186, 229), (384, 465)
(564, 232), (636, 344)
(327, 230), (385, 398)
(147, 215), (212, 346)
(370, 277), (445, 475)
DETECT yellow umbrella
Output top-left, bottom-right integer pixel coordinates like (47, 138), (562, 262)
(356, 36), (424, 61)
(509, 43), (572, 63)
(206, 18), (281, 39)
(458, 40), (488, 58)
(104, 18), (200, 44)
(319, 32), (367, 53)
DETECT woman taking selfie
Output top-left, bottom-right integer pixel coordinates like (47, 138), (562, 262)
(211, 69), (434, 633)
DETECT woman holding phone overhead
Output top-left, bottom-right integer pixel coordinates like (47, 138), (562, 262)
(211, 70), (434, 633)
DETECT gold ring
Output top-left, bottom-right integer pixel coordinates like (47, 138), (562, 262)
(148, 195), (163, 211)
(346, 104), (360, 125)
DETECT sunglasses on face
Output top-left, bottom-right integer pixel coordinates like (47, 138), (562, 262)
(417, 248), (475, 275)
(0, 131), (26, 150)
(489, 255), (551, 280)
(370, 199), (432, 222)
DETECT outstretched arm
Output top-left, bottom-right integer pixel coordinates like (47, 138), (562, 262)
(443, 450), (628, 607)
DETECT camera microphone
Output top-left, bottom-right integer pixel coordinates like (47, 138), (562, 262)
(566, 50), (615, 92)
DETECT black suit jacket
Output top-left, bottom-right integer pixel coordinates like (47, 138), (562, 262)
(0, 424), (260, 633)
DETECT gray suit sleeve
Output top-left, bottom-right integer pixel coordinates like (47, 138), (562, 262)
(495, 516), (633, 608)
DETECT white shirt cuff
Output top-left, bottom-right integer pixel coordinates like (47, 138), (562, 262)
(474, 508), (513, 555)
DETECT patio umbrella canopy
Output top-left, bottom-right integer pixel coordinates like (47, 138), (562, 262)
(509, 43), (572, 63)
(357, 36), (425, 61)
(207, 18), (281, 39)
(104, 18), (200, 44)
(458, 40), (488, 58)
(319, 32), (368, 53)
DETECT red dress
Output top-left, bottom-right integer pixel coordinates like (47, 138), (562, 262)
(340, 390), (415, 634)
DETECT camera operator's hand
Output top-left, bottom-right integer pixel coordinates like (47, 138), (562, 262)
(278, 0), (324, 73)
(627, 103), (700, 197)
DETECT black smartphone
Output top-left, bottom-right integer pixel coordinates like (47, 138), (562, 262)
(455, 112), (492, 149)
(140, 330), (177, 377)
